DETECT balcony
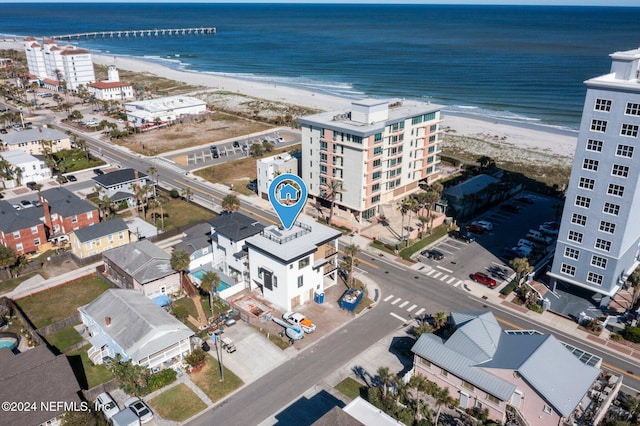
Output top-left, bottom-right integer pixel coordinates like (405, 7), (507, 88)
(323, 262), (337, 275)
(324, 247), (337, 258)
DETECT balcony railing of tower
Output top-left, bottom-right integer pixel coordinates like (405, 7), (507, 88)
(260, 221), (312, 244)
(45, 27), (216, 41)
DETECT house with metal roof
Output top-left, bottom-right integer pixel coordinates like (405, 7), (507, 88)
(411, 311), (602, 426)
(92, 168), (154, 208)
(78, 289), (193, 370)
(69, 217), (130, 259)
(0, 127), (71, 155)
(102, 239), (180, 299)
(246, 216), (341, 311)
(0, 345), (83, 426)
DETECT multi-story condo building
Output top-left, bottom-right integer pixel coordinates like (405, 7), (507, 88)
(549, 47), (640, 297)
(23, 38), (96, 91)
(299, 98), (442, 221)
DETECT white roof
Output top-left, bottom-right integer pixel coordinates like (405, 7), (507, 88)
(125, 95), (205, 114)
(0, 150), (40, 165)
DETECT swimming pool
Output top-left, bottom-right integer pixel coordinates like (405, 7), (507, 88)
(0, 333), (19, 351)
(190, 270), (232, 292)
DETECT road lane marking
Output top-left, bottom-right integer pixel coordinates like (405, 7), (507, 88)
(384, 295), (394, 302)
(389, 312), (407, 322)
(427, 270), (436, 276)
(437, 266), (454, 273)
(454, 280), (463, 287)
(447, 277), (457, 284)
(391, 298), (402, 305)
(439, 274), (449, 281)
(432, 272), (442, 278)
(407, 304), (417, 312)
(399, 301), (409, 308)
(415, 308), (425, 316)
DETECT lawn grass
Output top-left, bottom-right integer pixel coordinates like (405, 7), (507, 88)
(190, 355), (244, 401)
(45, 323), (82, 351)
(0, 272), (40, 296)
(16, 275), (110, 328)
(194, 144), (300, 189)
(148, 383), (207, 422)
(335, 377), (364, 400)
(146, 194), (216, 232)
(66, 344), (113, 389)
(53, 149), (105, 173)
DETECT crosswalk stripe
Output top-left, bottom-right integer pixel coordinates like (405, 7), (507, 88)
(439, 274), (449, 281)
(454, 280), (463, 287)
(399, 301), (409, 308)
(390, 312), (406, 322)
(427, 270), (436, 276)
(415, 308), (426, 316)
(407, 304), (417, 312)
(432, 272), (442, 278)
(384, 295), (394, 302)
(447, 277), (457, 284)
(391, 298), (402, 305)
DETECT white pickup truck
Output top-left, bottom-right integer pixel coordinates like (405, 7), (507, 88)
(283, 311), (316, 333)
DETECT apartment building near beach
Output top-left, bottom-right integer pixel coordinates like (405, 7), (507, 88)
(549, 47), (640, 297)
(299, 98), (442, 221)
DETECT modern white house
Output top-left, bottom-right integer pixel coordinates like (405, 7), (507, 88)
(0, 150), (51, 184)
(78, 289), (193, 370)
(549, 47), (640, 297)
(88, 65), (134, 101)
(0, 127), (71, 155)
(299, 98), (443, 221)
(124, 95), (207, 128)
(23, 37), (96, 91)
(256, 152), (299, 200)
(245, 216), (341, 311)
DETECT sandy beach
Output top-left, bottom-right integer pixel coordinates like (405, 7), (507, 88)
(2, 38), (578, 161)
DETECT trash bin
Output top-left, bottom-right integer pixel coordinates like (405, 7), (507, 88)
(314, 291), (325, 304)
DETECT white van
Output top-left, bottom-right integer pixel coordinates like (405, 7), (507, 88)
(527, 229), (552, 245)
(517, 239), (535, 249)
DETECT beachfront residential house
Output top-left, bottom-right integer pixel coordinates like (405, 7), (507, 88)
(0, 127), (71, 156)
(78, 289), (193, 370)
(0, 345), (83, 426)
(69, 218), (130, 259)
(23, 37), (96, 91)
(124, 95), (207, 129)
(245, 216), (341, 311)
(256, 152), (299, 200)
(549, 47), (640, 297)
(102, 239), (180, 299)
(174, 222), (213, 272)
(411, 312), (603, 426)
(300, 98), (443, 222)
(88, 65), (134, 101)
(1, 150), (52, 184)
(92, 168), (154, 208)
(0, 200), (48, 255)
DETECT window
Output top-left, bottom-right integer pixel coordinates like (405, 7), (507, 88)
(486, 394), (500, 405)
(603, 202), (620, 216)
(15, 243), (23, 252)
(71, 215), (78, 223)
(411, 115), (423, 125)
(587, 139), (602, 152)
(595, 238), (611, 252)
(373, 146), (382, 155)
(621, 123), (639, 137)
(564, 247), (580, 260)
(108, 235), (114, 243)
(543, 405), (553, 415)
(591, 255), (607, 269)
(373, 159), (381, 168)
(582, 158), (599, 171)
(591, 119), (607, 132)
(374, 133), (382, 142)
(560, 263), (576, 277)
(612, 164), (630, 178)
(118, 231), (124, 240)
(87, 211), (93, 219)
(372, 171), (381, 180)
(599, 221), (616, 234)
(85, 242), (91, 250)
(371, 195), (380, 203)
(626, 102), (640, 116)
(12, 231), (20, 239)
(461, 380), (475, 391)
(298, 257), (310, 269)
(587, 272), (604, 286)
(575, 195), (591, 208)
(424, 112), (436, 121)
(419, 358), (431, 367)
(31, 226), (38, 234)
(297, 275), (303, 288)
(594, 98), (612, 111)
(607, 183), (625, 197)
(578, 177), (595, 190)
(440, 369), (448, 377)
(617, 144), (634, 158)
(568, 230), (583, 243)
(34, 238), (40, 246)
(571, 213), (587, 226)
(372, 183), (380, 192)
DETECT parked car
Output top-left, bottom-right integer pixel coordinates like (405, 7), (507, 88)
(56, 175), (68, 184)
(26, 181), (38, 190)
(471, 220), (493, 231)
(67, 175), (77, 182)
(31, 199), (41, 207)
(233, 140), (240, 148)
(500, 203), (521, 213)
(421, 249), (444, 260)
(201, 341), (211, 352)
(96, 392), (119, 422)
(20, 200), (33, 208)
(471, 272), (497, 288)
(246, 181), (257, 192)
(277, 137), (285, 143)
(93, 168), (104, 176)
(449, 229), (475, 243)
(210, 145), (220, 158)
(102, 356), (114, 367)
(465, 224), (484, 234)
(515, 195), (535, 204)
(124, 397), (154, 424)
(12, 204), (21, 210)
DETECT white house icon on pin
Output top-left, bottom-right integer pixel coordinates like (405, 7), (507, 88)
(278, 183), (299, 202)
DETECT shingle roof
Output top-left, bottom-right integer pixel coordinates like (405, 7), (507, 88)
(72, 218), (128, 243)
(0, 346), (82, 426)
(40, 186), (97, 217)
(0, 127), (68, 146)
(0, 200), (42, 233)
(103, 239), (175, 284)
(209, 212), (265, 242)
(78, 289), (193, 363)
(93, 168), (147, 188)
(174, 222), (212, 253)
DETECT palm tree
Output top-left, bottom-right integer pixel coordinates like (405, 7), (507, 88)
(146, 165), (158, 184)
(170, 249), (191, 294)
(393, 377), (410, 405)
(510, 257), (533, 284)
(199, 271), (220, 318)
(181, 187), (193, 202)
(12, 166), (22, 186)
(409, 374), (430, 422)
(376, 366), (393, 399)
(321, 179), (344, 225)
(75, 138), (89, 161)
(0, 156), (12, 189)
(397, 198), (412, 242)
(422, 191), (439, 233)
(433, 311), (447, 330)
(221, 194), (240, 213)
(432, 386), (456, 426)
(342, 243), (361, 287)
(405, 196), (419, 235)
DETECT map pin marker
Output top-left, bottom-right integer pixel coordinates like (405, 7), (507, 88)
(268, 173), (308, 230)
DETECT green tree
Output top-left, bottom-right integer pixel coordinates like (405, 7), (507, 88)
(249, 143), (264, 157)
(409, 375), (431, 422)
(200, 271), (220, 318)
(341, 243), (361, 287)
(60, 409), (106, 426)
(376, 366), (393, 398)
(146, 165), (158, 184)
(170, 249), (190, 294)
(321, 179), (344, 225)
(0, 246), (17, 274)
(433, 311), (447, 330)
(510, 257), (533, 283)
(432, 385), (456, 425)
(111, 356), (150, 396)
(221, 193), (241, 212)
(181, 186), (193, 203)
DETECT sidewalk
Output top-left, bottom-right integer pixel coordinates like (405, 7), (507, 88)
(4, 262), (100, 300)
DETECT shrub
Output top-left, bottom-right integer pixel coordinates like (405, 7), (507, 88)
(169, 189), (180, 198)
(172, 304), (188, 322)
(623, 326), (640, 343)
(527, 303), (542, 313)
(500, 280), (518, 296)
(185, 347), (206, 368)
(148, 368), (177, 392)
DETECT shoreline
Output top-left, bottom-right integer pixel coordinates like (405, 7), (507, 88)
(1, 38), (578, 160)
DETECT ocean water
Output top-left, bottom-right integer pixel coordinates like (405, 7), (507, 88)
(3, 3), (640, 129)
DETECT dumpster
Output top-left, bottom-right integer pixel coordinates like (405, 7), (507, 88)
(340, 288), (363, 312)
(314, 291), (325, 304)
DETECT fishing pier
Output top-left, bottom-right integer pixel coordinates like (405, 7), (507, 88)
(46, 27), (216, 41)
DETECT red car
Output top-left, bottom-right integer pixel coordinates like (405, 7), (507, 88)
(465, 224), (484, 234)
(471, 272), (497, 288)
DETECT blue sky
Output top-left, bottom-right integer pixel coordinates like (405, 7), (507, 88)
(5, 0), (640, 5)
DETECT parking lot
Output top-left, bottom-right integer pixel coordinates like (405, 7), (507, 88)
(417, 192), (562, 290)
